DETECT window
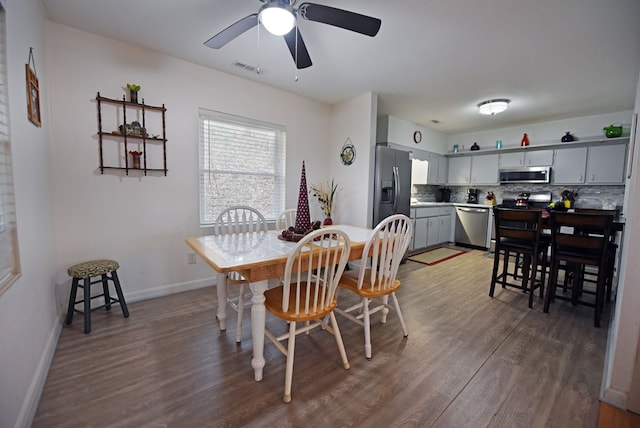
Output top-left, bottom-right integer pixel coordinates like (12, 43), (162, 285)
(199, 108), (286, 225)
(0, 2), (21, 297)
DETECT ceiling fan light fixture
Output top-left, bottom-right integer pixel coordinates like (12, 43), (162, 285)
(259, 3), (295, 36)
(478, 99), (510, 115)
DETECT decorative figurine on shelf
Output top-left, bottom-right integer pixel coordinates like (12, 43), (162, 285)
(521, 133), (530, 147)
(126, 83), (140, 104)
(470, 142), (480, 151)
(129, 150), (143, 169)
(561, 131), (575, 142)
(603, 124), (623, 138)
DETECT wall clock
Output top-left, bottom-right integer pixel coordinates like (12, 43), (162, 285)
(413, 131), (422, 144)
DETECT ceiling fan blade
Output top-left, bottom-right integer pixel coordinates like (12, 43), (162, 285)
(298, 3), (381, 37)
(283, 28), (312, 69)
(204, 14), (259, 49)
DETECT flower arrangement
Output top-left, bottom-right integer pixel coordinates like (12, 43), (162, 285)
(485, 191), (496, 205)
(129, 150), (143, 157)
(310, 179), (338, 218)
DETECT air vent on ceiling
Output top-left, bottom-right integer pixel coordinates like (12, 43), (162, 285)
(232, 61), (259, 74)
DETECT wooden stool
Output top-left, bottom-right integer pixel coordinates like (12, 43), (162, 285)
(65, 259), (129, 333)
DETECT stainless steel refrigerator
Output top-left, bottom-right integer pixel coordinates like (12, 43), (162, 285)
(373, 145), (411, 226)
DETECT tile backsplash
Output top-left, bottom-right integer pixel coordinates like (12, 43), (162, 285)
(413, 184), (625, 212)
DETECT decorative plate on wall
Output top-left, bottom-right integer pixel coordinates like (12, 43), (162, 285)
(340, 138), (356, 165)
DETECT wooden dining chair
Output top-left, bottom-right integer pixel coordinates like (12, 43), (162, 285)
(214, 205), (268, 343)
(263, 228), (352, 403)
(276, 208), (297, 231)
(489, 208), (549, 308)
(543, 211), (612, 327)
(574, 207), (620, 302)
(335, 214), (413, 360)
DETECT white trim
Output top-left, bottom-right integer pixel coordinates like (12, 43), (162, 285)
(124, 277), (217, 303)
(15, 320), (62, 428)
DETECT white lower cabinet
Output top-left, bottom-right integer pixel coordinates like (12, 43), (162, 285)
(439, 213), (452, 243)
(411, 206), (453, 252)
(427, 217), (439, 247)
(414, 218), (429, 250)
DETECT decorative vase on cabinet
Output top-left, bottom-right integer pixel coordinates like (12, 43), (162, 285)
(561, 131), (575, 142)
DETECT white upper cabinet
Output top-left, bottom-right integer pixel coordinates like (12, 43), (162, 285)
(553, 147), (588, 184)
(447, 156), (471, 184)
(411, 159), (429, 185)
(471, 154), (499, 184)
(427, 153), (447, 184)
(585, 143), (627, 184)
(498, 149), (554, 168)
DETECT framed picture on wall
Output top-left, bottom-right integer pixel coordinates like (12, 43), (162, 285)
(25, 63), (41, 127)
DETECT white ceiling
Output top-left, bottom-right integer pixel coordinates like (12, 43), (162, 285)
(41, 0), (640, 134)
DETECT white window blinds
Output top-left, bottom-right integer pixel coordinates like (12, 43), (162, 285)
(0, 3), (21, 297)
(199, 108), (286, 224)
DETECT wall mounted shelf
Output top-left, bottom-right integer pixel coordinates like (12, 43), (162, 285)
(96, 92), (167, 175)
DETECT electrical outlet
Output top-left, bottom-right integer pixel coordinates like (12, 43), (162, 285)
(188, 252), (197, 264)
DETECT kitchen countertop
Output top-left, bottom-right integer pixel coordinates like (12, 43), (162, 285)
(411, 202), (495, 209)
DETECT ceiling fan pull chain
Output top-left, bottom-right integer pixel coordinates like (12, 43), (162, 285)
(294, 24), (298, 82)
(256, 21), (261, 74)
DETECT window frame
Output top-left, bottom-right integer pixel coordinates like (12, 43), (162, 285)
(198, 108), (286, 226)
(0, 2), (22, 297)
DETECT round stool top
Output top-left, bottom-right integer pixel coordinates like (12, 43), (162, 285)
(68, 259), (119, 278)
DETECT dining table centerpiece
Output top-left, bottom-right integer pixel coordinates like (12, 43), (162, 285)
(310, 179), (338, 225)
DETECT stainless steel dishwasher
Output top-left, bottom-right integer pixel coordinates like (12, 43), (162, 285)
(455, 206), (490, 248)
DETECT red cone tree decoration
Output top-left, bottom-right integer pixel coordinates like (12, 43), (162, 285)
(295, 161), (311, 231)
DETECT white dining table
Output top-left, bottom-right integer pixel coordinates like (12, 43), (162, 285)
(185, 224), (374, 381)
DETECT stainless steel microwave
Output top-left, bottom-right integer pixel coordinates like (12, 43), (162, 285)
(499, 167), (551, 183)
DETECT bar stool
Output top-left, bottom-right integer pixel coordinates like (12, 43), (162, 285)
(489, 208), (549, 308)
(544, 212), (612, 327)
(65, 259), (129, 333)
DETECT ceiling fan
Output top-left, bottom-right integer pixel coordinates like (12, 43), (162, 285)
(204, 0), (382, 69)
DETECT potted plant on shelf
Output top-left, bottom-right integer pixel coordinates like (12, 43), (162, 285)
(126, 83), (141, 103)
(310, 179), (338, 225)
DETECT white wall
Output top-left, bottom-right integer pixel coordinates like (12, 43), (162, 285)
(46, 22), (333, 303)
(602, 66), (640, 409)
(377, 114), (449, 154)
(329, 92), (377, 227)
(0, 0), (58, 427)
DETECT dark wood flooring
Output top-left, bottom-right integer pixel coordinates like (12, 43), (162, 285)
(34, 249), (613, 427)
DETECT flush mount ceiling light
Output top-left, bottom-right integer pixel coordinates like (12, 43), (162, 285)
(259, 1), (295, 36)
(478, 99), (511, 115)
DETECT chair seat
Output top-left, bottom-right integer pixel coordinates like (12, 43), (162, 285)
(65, 259), (128, 334)
(338, 269), (400, 298)
(555, 246), (601, 260)
(499, 238), (545, 252)
(265, 285), (337, 322)
(68, 259), (119, 278)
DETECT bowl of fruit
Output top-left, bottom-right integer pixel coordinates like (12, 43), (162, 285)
(279, 221), (322, 242)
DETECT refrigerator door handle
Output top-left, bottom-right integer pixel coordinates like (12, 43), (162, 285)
(392, 166), (400, 213)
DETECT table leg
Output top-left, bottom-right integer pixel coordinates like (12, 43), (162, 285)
(250, 279), (268, 381)
(216, 272), (228, 330)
